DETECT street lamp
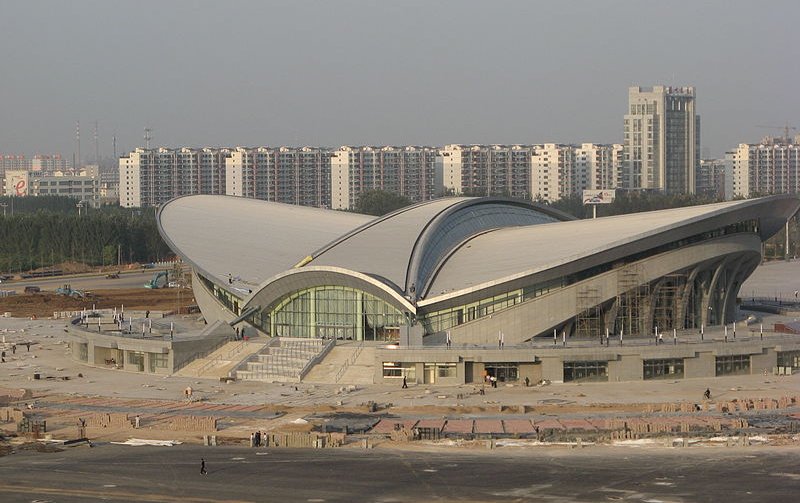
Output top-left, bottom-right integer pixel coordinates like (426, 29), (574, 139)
(0, 202), (7, 217)
(76, 200), (85, 216)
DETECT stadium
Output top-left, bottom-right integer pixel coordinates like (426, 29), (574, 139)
(157, 194), (800, 384)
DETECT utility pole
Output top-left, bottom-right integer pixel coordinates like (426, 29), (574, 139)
(76, 121), (81, 168)
(94, 121), (99, 165)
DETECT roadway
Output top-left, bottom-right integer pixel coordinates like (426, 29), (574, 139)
(1, 269), (170, 292)
(0, 444), (797, 502)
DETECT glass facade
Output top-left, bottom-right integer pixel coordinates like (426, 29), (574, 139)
(149, 352), (169, 372)
(382, 362), (416, 379)
(259, 286), (405, 341)
(643, 358), (684, 380)
(777, 351), (800, 370)
(715, 355), (750, 376)
(484, 363), (519, 382)
(563, 360), (608, 382)
(419, 219), (759, 337)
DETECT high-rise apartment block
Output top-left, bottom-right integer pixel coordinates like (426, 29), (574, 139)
(330, 146), (437, 210)
(730, 137), (800, 198)
(696, 159), (729, 199)
(623, 86), (699, 193)
(436, 144), (533, 199)
(119, 147), (229, 208)
(226, 146), (330, 207)
(120, 142), (624, 209)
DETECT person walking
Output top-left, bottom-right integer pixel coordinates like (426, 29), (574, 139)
(703, 388), (711, 400)
(200, 458), (207, 475)
(402, 376), (408, 389)
(26, 342), (31, 351)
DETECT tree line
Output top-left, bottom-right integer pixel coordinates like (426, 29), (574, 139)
(0, 196), (171, 273)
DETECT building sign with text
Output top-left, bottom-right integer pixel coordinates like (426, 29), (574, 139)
(582, 189), (616, 205)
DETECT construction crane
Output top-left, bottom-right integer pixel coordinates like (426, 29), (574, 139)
(756, 124), (797, 143)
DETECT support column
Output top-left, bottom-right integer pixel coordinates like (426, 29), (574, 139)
(702, 257), (730, 326)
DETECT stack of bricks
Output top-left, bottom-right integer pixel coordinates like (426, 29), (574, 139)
(0, 407), (25, 423)
(0, 387), (31, 406)
(261, 431), (344, 448)
(160, 415), (218, 432)
(85, 413), (133, 429)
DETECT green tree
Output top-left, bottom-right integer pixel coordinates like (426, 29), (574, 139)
(354, 190), (413, 216)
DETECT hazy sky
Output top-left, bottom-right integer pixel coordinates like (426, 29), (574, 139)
(0, 0), (797, 160)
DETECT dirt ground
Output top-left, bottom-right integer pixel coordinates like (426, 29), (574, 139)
(0, 288), (187, 317)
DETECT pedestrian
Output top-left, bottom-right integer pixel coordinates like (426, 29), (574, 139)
(703, 388), (711, 400)
(200, 458), (207, 475)
(134, 415), (140, 428)
(240, 327), (245, 340)
(235, 327), (240, 340)
(26, 342), (30, 351)
(11, 344), (15, 355)
(402, 375), (408, 389)
(524, 376), (530, 387)
(145, 310), (150, 319)
(491, 375), (497, 388)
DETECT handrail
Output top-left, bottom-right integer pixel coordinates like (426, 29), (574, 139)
(335, 340), (364, 383)
(299, 337), (336, 381)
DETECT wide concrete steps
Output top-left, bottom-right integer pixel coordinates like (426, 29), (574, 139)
(236, 338), (326, 383)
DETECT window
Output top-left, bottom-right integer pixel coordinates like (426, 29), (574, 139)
(150, 352), (168, 371)
(715, 355), (750, 376)
(643, 358), (684, 379)
(381, 362), (416, 379)
(563, 360), (608, 382)
(437, 363), (457, 378)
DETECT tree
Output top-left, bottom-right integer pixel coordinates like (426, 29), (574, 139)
(354, 190), (412, 216)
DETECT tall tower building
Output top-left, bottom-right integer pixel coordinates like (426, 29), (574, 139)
(623, 86), (699, 193)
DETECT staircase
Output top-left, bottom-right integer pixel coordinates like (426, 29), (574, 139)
(303, 343), (376, 385)
(236, 338), (332, 383)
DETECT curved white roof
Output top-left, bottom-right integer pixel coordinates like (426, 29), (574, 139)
(158, 194), (800, 307)
(158, 195), (372, 286)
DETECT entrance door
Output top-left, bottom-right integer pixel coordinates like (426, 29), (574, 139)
(424, 364), (436, 384)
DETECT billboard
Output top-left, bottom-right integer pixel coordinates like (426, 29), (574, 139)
(4, 170), (29, 197)
(582, 189), (615, 205)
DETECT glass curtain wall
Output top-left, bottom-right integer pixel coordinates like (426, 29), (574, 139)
(262, 286), (405, 341)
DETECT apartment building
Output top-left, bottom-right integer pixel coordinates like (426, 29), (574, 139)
(119, 147), (229, 208)
(530, 144), (576, 202)
(436, 144), (532, 199)
(574, 143), (623, 191)
(730, 137), (800, 198)
(226, 146), (330, 207)
(331, 145), (437, 210)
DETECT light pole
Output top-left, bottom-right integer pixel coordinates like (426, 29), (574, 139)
(76, 200), (85, 216)
(0, 202), (7, 217)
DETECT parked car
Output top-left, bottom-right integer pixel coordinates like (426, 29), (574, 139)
(24, 286), (41, 293)
(106, 272), (120, 279)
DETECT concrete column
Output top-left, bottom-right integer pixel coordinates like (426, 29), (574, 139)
(723, 255), (759, 325)
(720, 255), (746, 324)
(677, 264), (704, 330)
(703, 257), (730, 326)
(645, 277), (667, 335)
